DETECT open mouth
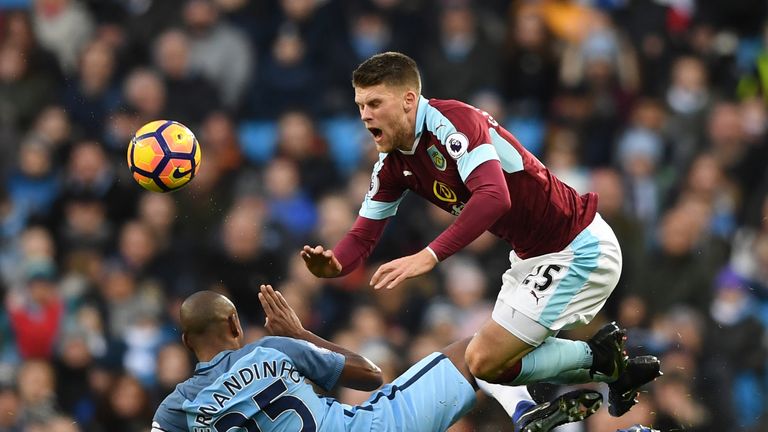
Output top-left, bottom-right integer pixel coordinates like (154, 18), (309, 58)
(368, 127), (383, 141)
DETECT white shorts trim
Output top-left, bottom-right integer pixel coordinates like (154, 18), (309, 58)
(492, 213), (622, 345)
(491, 303), (551, 346)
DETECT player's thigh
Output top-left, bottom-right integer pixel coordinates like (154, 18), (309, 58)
(365, 353), (476, 432)
(494, 214), (622, 342)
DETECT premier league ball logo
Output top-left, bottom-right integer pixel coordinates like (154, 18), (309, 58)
(445, 133), (468, 159)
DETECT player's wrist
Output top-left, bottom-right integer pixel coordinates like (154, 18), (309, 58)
(424, 246), (439, 263)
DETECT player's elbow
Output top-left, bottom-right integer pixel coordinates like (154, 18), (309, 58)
(348, 371), (383, 392)
(342, 359), (383, 391)
(498, 192), (511, 212)
(359, 364), (384, 391)
(480, 184), (511, 212)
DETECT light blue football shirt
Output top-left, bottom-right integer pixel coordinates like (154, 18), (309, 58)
(152, 336), (345, 432)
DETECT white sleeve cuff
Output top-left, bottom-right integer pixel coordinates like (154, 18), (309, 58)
(425, 246), (439, 263)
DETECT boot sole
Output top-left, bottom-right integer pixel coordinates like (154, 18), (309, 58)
(520, 390), (603, 432)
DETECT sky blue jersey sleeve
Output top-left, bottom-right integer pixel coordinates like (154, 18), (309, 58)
(152, 393), (189, 432)
(257, 336), (345, 392)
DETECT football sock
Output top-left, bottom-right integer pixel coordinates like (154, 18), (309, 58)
(476, 379), (531, 419)
(509, 337), (593, 385)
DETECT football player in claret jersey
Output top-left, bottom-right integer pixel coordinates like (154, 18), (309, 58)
(151, 285), (602, 432)
(301, 52), (661, 419)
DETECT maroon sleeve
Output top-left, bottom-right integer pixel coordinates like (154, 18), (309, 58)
(428, 160), (511, 261)
(333, 216), (388, 276)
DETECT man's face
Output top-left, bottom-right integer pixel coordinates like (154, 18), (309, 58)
(354, 84), (414, 153)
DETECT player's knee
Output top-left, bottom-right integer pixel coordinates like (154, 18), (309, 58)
(465, 343), (499, 381)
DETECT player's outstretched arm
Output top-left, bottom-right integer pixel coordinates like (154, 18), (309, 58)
(258, 284), (382, 391)
(300, 245), (342, 278)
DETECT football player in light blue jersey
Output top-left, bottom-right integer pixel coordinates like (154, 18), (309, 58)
(152, 285), (602, 432)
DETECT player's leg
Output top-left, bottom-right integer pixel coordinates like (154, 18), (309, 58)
(347, 342), (477, 432)
(439, 337), (479, 390)
(466, 316), (626, 385)
(467, 215), (659, 416)
(466, 214), (626, 385)
(443, 338), (602, 431)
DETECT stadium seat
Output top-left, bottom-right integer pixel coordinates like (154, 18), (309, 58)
(238, 120), (278, 164)
(320, 117), (368, 175)
(504, 116), (545, 158)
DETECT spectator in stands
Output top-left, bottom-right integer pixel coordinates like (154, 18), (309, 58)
(152, 29), (220, 128)
(183, 0), (252, 111)
(152, 343), (192, 404)
(703, 268), (768, 430)
(55, 191), (112, 255)
(633, 206), (718, 316)
(30, 106), (71, 157)
(62, 40), (120, 138)
(0, 41), (55, 132)
(91, 373), (153, 432)
(16, 359), (59, 424)
(0, 384), (22, 431)
(7, 260), (62, 360)
(251, 28), (318, 117)
(30, 0), (94, 75)
(6, 135), (59, 220)
(53, 331), (97, 424)
(665, 56), (711, 171)
(502, 3), (559, 116)
(53, 141), (137, 226)
(274, 110), (342, 198)
(1, 10), (61, 82)
(421, 2), (501, 101)
(121, 68), (166, 125)
(205, 197), (285, 325)
(263, 157), (317, 241)
(616, 126), (667, 241)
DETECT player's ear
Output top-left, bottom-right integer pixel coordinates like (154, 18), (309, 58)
(228, 312), (242, 339)
(403, 89), (417, 112)
(181, 333), (193, 352)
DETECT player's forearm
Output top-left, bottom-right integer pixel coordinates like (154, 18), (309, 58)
(429, 162), (510, 260)
(333, 216), (387, 276)
(429, 191), (509, 260)
(295, 329), (383, 391)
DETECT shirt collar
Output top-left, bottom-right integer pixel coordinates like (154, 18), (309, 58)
(194, 349), (231, 373)
(414, 95), (429, 139)
(398, 95), (429, 154)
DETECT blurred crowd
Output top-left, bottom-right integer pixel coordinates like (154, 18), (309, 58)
(1, 0), (768, 431)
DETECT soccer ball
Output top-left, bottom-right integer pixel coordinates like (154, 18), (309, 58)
(127, 120), (201, 192)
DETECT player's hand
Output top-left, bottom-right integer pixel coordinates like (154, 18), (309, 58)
(300, 245), (342, 278)
(258, 284), (304, 339)
(370, 248), (438, 290)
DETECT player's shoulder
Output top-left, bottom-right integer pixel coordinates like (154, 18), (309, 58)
(249, 335), (292, 351)
(428, 98), (476, 114)
(424, 98), (485, 134)
(256, 335), (333, 357)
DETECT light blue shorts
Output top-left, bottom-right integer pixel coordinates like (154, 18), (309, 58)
(342, 352), (477, 431)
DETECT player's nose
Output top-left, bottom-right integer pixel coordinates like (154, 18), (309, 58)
(360, 105), (373, 121)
